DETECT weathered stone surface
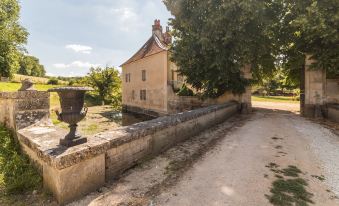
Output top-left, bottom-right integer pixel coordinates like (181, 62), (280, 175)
(17, 125), (110, 170)
(326, 79), (339, 104)
(17, 102), (238, 171)
(15, 110), (50, 130)
(43, 154), (105, 205)
(17, 102), (239, 205)
(328, 104), (339, 123)
(15, 98), (50, 111)
(0, 91), (50, 130)
(303, 56), (326, 117)
(0, 91), (49, 99)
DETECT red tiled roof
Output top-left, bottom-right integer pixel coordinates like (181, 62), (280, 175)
(121, 34), (169, 67)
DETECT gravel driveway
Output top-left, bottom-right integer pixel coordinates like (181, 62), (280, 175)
(155, 102), (339, 206)
(70, 101), (339, 206)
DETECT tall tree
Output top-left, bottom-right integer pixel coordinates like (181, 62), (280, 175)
(18, 55), (46, 77)
(164, 0), (279, 98)
(0, 0), (28, 78)
(85, 67), (121, 106)
(280, 0), (339, 78)
(164, 0), (339, 98)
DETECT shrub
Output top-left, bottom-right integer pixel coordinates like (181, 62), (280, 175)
(0, 125), (42, 194)
(47, 78), (59, 85)
(177, 84), (194, 96)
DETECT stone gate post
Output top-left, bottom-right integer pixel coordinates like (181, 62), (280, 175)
(0, 81), (50, 131)
(304, 55), (327, 118)
(240, 64), (252, 114)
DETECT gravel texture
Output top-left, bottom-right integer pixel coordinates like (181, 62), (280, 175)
(292, 117), (339, 196)
(69, 101), (339, 206)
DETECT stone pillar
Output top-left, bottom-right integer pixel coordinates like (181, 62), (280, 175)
(240, 64), (252, 114)
(304, 55), (327, 118)
(0, 89), (50, 131)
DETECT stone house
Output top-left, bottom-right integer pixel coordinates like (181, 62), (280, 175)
(121, 20), (252, 116)
(121, 20), (183, 116)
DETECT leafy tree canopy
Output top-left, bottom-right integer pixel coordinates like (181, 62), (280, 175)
(164, 0), (339, 98)
(18, 55), (46, 77)
(279, 0), (339, 82)
(0, 0), (28, 78)
(84, 67), (121, 106)
(164, 0), (279, 98)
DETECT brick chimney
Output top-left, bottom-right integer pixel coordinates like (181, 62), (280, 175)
(152, 19), (163, 41)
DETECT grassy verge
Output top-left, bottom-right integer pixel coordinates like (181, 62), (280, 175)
(252, 95), (300, 104)
(0, 125), (42, 198)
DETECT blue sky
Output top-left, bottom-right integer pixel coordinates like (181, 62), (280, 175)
(20, 0), (172, 77)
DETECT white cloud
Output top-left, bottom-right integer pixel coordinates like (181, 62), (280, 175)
(96, 7), (141, 32)
(65, 44), (92, 54)
(53, 61), (100, 69)
(112, 8), (136, 21)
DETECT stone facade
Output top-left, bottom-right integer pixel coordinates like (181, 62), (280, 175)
(121, 20), (252, 116)
(121, 20), (179, 115)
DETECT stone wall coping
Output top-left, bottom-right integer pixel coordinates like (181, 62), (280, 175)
(17, 102), (237, 170)
(328, 103), (339, 109)
(0, 91), (49, 99)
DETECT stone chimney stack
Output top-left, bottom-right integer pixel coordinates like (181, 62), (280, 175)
(164, 26), (172, 44)
(152, 19), (163, 41)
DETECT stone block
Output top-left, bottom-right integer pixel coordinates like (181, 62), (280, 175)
(43, 154), (105, 205)
(15, 110), (50, 130)
(0, 91), (50, 130)
(328, 104), (339, 123)
(15, 98), (50, 111)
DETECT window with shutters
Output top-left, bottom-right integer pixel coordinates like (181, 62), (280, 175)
(140, 90), (146, 100)
(125, 73), (131, 82)
(132, 90), (135, 100)
(142, 70), (146, 81)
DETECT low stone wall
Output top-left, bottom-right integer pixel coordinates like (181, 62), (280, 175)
(167, 96), (206, 114)
(328, 104), (339, 123)
(326, 78), (339, 104)
(17, 102), (239, 204)
(122, 104), (167, 117)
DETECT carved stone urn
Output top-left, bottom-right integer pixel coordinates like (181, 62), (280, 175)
(48, 87), (93, 147)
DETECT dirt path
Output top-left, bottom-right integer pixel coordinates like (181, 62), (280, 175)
(70, 102), (339, 206)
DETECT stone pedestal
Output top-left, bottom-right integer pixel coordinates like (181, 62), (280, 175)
(304, 55), (327, 118)
(0, 91), (50, 131)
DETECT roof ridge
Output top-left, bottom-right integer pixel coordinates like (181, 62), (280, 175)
(153, 34), (168, 50)
(121, 34), (168, 67)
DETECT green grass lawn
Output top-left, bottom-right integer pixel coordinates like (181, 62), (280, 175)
(0, 82), (59, 92)
(252, 95), (300, 104)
